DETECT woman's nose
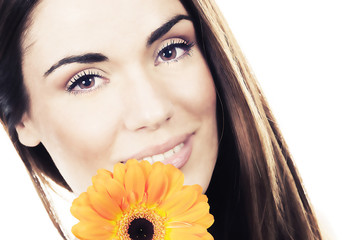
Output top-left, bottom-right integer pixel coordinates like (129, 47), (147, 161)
(122, 68), (174, 131)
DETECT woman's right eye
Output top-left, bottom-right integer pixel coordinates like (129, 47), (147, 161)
(66, 70), (108, 94)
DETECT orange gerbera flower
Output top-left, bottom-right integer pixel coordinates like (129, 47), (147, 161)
(71, 159), (214, 240)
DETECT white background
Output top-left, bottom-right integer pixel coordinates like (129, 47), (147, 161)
(0, 0), (359, 239)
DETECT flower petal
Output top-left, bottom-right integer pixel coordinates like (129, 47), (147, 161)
(170, 202), (212, 227)
(164, 164), (184, 199)
(92, 172), (111, 194)
(193, 212), (215, 228)
(159, 185), (198, 218)
(96, 168), (113, 178)
(147, 162), (168, 206)
(168, 225), (205, 240)
(200, 232), (214, 240)
(71, 204), (106, 223)
(72, 192), (90, 207)
(113, 162), (126, 185)
(139, 160), (152, 180)
(71, 160), (214, 240)
(106, 178), (127, 208)
(124, 160), (146, 203)
(72, 221), (115, 240)
(87, 186), (121, 220)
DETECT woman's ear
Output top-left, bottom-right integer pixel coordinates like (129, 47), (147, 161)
(15, 113), (40, 147)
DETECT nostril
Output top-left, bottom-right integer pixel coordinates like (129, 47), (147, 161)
(125, 105), (173, 131)
(123, 87), (174, 131)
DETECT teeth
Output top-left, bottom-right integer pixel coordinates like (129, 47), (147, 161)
(141, 142), (184, 164)
(152, 154), (165, 162)
(143, 157), (152, 162)
(174, 143), (184, 153)
(164, 149), (175, 158)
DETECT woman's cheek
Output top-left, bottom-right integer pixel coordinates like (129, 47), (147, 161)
(37, 95), (122, 161)
(176, 58), (216, 115)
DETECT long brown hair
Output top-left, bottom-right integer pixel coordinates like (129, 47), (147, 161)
(0, 0), (71, 239)
(184, 0), (322, 239)
(0, 0), (322, 239)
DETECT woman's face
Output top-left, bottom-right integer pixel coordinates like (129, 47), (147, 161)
(20, 0), (218, 194)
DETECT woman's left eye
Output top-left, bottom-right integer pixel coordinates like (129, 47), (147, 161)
(66, 70), (108, 94)
(155, 39), (195, 65)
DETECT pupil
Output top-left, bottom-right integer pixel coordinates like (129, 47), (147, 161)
(128, 218), (154, 240)
(82, 78), (92, 87)
(162, 48), (174, 59)
(79, 77), (95, 89)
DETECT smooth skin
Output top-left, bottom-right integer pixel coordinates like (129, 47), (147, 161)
(17, 0), (218, 194)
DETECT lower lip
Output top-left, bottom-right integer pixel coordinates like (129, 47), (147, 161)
(162, 135), (193, 169)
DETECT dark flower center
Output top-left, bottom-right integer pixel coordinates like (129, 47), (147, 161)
(128, 218), (154, 240)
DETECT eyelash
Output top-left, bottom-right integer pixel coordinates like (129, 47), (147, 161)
(66, 69), (107, 93)
(155, 39), (195, 65)
(65, 39), (195, 94)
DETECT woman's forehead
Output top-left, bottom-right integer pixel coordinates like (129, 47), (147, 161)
(21, 0), (188, 78)
(23, 0), (187, 45)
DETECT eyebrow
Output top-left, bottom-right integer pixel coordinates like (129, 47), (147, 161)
(147, 14), (191, 46)
(44, 14), (191, 77)
(44, 53), (108, 77)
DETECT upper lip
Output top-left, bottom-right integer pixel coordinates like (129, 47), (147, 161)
(122, 133), (193, 162)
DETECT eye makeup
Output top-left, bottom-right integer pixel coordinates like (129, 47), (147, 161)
(66, 69), (108, 93)
(155, 38), (195, 65)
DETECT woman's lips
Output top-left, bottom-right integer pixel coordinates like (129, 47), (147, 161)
(163, 137), (193, 168)
(123, 133), (194, 169)
(142, 142), (185, 163)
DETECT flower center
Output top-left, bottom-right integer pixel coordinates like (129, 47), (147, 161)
(117, 206), (166, 240)
(128, 218), (154, 240)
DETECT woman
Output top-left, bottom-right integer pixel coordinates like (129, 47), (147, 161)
(0, 0), (322, 239)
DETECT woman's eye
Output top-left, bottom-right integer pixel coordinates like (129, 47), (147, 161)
(159, 45), (185, 61)
(77, 76), (96, 89)
(66, 70), (108, 93)
(155, 39), (195, 65)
